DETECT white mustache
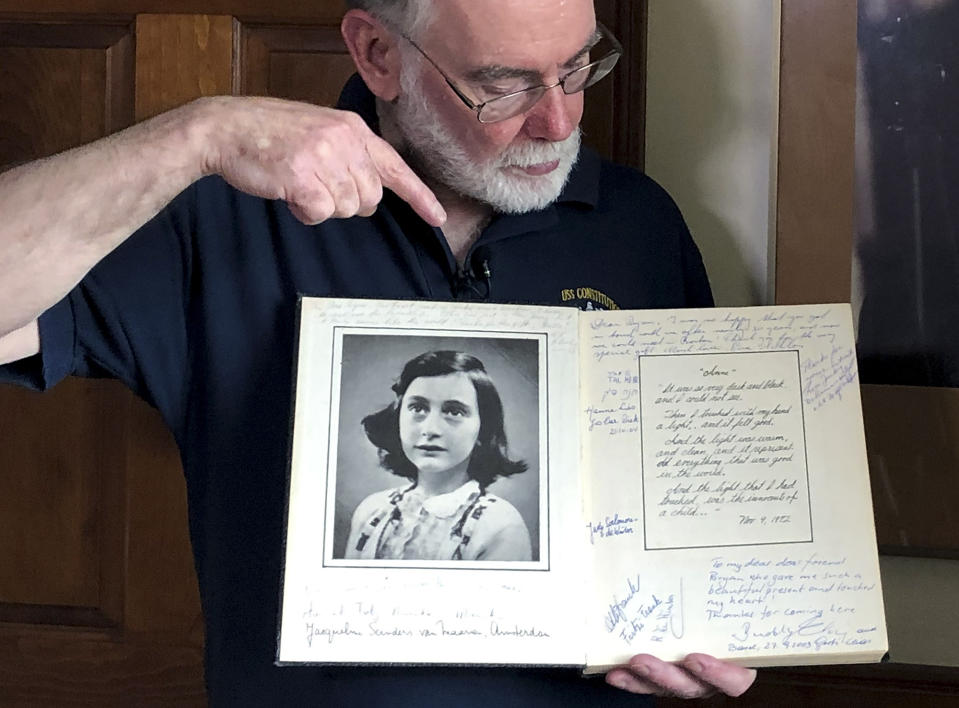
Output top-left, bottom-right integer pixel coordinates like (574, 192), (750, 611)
(499, 130), (580, 169)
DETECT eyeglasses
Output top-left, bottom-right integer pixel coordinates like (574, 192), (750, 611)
(399, 23), (622, 124)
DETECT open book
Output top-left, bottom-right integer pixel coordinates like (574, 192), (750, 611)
(277, 298), (887, 671)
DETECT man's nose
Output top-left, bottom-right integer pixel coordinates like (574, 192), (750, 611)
(524, 85), (577, 142)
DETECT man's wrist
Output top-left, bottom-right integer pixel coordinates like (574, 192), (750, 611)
(178, 95), (229, 181)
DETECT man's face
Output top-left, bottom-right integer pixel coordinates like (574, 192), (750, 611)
(388, 0), (595, 213)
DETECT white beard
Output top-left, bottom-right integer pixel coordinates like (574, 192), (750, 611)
(386, 56), (581, 214)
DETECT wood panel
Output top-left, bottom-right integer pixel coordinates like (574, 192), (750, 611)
(123, 407), (204, 640)
(0, 0), (347, 24)
(0, 21), (132, 169)
(0, 629), (204, 707)
(239, 23), (357, 107)
(774, 0), (858, 304)
(0, 381), (126, 627)
(863, 384), (959, 553)
(135, 14), (235, 120)
(591, 0), (647, 168)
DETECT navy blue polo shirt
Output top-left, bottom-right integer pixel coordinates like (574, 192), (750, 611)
(2, 76), (711, 706)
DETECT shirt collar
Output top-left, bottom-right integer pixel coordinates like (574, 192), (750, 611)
(336, 73), (599, 211)
(406, 479), (481, 518)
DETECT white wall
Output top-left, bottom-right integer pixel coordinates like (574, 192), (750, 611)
(645, 0), (780, 306)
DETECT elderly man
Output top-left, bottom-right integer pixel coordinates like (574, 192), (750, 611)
(0, 0), (756, 704)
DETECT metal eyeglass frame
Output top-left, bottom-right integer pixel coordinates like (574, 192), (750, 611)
(399, 22), (623, 124)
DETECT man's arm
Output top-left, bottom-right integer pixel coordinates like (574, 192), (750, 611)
(0, 104), (205, 359)
(0, 96), (445, 364)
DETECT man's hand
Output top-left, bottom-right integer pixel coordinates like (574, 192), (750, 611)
(201, 96), (446, 227)
(605, 653), (756, 699)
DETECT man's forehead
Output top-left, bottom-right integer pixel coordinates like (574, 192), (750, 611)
(461, 27), (602, 85)
(427, 0), (597, 69)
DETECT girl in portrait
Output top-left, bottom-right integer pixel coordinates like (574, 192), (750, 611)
(345, 350), (532, 561)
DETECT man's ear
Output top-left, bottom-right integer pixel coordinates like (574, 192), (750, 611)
(341, 10), (402, 102)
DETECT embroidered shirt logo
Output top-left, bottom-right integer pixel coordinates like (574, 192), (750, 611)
(560, 287), (620, 311)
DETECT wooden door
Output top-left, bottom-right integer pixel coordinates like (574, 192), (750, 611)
(0, 2), (647, 705)
(0, 14), (212, 707)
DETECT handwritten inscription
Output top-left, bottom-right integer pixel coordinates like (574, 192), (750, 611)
(802, 345), (857, 411)
(603, 575), (685, 646)
(585, 403), (639, 436)
(640, 352), (812, 549)
(706, 554), (880, 655)
(311, 298), (580, 351)
(301, 594), (552, 649)
(593, 555), (882, 659)
(587, 308), (856, 411)
(587, 513), (637, 544)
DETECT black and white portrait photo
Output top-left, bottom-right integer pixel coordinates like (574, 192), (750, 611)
(327, 333), (543, 565)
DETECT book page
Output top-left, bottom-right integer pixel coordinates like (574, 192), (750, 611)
(278, 298), (586, 666)
(580, 304), (887, 669)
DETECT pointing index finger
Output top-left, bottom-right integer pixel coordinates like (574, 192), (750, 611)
(365, 135), (446, 226)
